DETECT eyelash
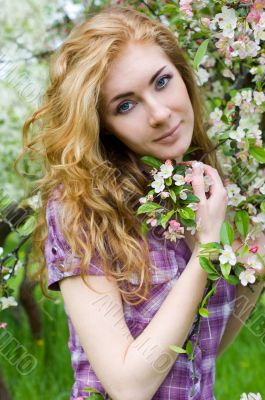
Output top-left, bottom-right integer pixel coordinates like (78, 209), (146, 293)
(116, 74), (173, 115)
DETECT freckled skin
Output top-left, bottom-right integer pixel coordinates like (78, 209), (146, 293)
(100, 42), (195, 163)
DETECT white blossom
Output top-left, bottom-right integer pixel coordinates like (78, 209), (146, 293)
(219, 244), (237, 265)
(260, 184), (265, 195)
(228, 193), (246, 206)
(173, 174), (186, 186)
(229, 127), (245, 142)
(196, 67), (210, 86)
(253, 91), (265, 106)
(179, 189), (188, 200)
(139, 197), (147, 204)
(251, 212), (265, 230)
(215, 6), (237, 38)
(239, 269), (256, 286)
(226, 183), (241, 198)
(151, 175), (165, 193)
(158, 162), (174, 179)
(0, 296), (18, 310)
(246, 254), (263, 272)
(210, 107), (222, 123)
(240, 393), (262, 400)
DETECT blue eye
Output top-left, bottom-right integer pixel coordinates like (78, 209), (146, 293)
(117, 101), (134, 114)
(156, 74), (172, 89)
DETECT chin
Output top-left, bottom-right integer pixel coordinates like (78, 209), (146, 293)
(156, 148), (187, 162)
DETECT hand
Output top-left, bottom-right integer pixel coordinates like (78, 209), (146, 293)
(191, 161), (228, 244)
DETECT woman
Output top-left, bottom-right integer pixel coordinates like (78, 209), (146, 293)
(21, 5), (264, 400)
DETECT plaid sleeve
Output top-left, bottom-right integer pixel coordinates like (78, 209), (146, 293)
(45, 195), (105, 291)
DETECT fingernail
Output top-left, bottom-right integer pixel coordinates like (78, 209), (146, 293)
(192, 161), (203, 172)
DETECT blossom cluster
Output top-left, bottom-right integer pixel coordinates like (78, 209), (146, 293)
(137, 157), (265, 288)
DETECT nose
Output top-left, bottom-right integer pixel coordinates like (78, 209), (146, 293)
(147, 97), (171, 127)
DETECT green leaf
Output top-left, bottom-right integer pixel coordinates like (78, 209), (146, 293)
(220, 263), (231, 279)
(199, 257), (218, 274)
(162, 3), (178, 14)
(165, 177), (172, 186)
(160, 210), (175, 229)
(220, 221), (234, 246)
(193, 39), (209, 71)
(169, 344), (187, 354)
(199, 307), (209, 318)
(140, 156), (163, 170)
(249, 146), (265, 163)
(208, 272), (221, 281)
(185, 341), (193, 355)
(178, 215), (196, 228)
(185, 341), (194, 360)
(169, 188), (177, 203)
(235, 210), (249, 238)
(140, 222), (149, 236)
(261, 202), (265, 212)
(17, 215), (36, 236)
(137, 202), (162, 215)
(201, 284), (217, 307)
(224, 275), (240, 285)
(178, 207), (195, 220)
(83, 387), (101, 393)
(182, 193), (200, 203)
(199, 242), (222, 250)
(240, 244), (249, 258)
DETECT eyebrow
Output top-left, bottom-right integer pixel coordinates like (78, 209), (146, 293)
(109, 65), (167, 105)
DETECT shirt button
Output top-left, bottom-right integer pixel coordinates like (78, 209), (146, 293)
(52, 246), (58, 255)
(57, 263), (65, 272)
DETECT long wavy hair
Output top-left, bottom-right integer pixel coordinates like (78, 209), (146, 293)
(16, 5), (222, 305)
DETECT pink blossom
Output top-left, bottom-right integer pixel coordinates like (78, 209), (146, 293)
(184, 174), (193, 183)
(147, 218), (157, 227)
(0, 322), (7, 329)
(169, 220), (181, 231)
(253, 0), (265, 11)
(201, 17), (211, 28)
(250, 245), (259, 253)
(227, 102), (234, 110)
(255, 139), (263, 147)
(179, 0), (193, 18)
(247, 8), (262, 23)
(165, 159), (173, 166)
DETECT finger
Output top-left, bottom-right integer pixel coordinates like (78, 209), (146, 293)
(203, 165), (228, 200)
(203, 165), (223, 187)
(191, 161), (207, 202)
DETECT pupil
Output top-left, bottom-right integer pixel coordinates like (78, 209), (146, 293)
(121, 103), (129, 111)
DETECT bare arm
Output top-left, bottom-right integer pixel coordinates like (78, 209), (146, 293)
(60, 243), (208, 400)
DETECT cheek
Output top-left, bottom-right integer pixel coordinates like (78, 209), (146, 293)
(103, 118), (145, 149)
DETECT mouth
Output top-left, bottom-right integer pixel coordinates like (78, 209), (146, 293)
(153, 121), (182, 142)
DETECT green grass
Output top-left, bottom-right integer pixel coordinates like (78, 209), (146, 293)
(1, 282), (264, 400)
(215, 297), (265, 399)
(0, 286), (73, 400)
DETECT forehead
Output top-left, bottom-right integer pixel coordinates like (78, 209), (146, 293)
(101, 42), (172, 98)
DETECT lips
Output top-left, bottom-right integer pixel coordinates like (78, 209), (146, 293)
(153, 121), (182, 142)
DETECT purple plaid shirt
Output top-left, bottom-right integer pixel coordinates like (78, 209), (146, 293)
(45, 189), (236, 400)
